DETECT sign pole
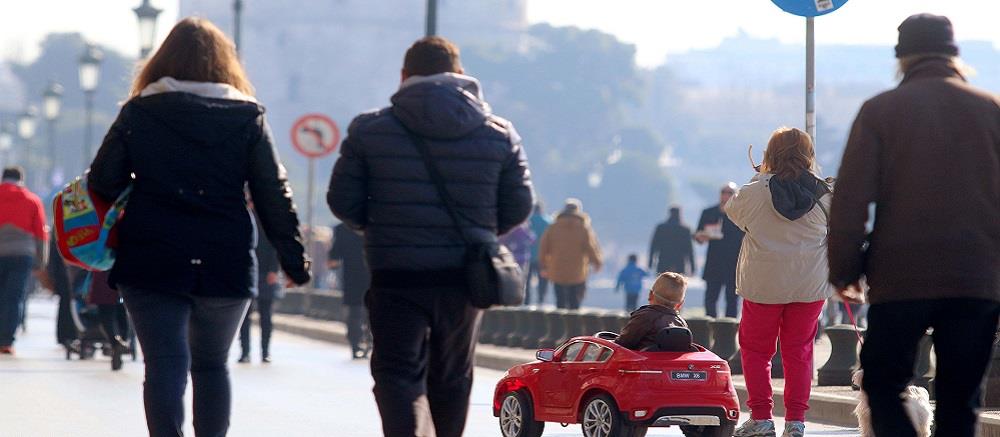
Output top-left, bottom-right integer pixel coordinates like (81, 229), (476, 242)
(289, 112), (340, 310)
(805, 16), (816, 141)
(306, 157), (315, 283)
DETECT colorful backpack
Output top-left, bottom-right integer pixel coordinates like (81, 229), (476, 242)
(52, 177), (131, 271)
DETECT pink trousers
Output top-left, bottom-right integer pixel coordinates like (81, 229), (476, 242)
(738, 299), (825, 422)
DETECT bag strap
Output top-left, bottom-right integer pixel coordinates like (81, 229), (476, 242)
(403, 128), (471, 246)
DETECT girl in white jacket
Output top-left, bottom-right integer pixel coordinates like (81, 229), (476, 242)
(726, 127), (834, 437)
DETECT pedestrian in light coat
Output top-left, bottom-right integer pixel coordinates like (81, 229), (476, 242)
(726, 127), (833, 437)
(538, 198), (603, 310)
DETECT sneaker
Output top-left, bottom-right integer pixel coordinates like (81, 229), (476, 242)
(734, 419), (776, 437)
(237, 352), (251, 363)
(782, 421), (805, 437)
(0, 346), (13, 355)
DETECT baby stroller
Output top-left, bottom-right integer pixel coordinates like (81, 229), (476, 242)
(64, 271), (137, 371)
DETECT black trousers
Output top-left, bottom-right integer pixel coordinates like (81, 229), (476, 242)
(704, 277), (738, 318)
(625, 293), (639, 312)
(527, 260), (548, 305)
(554, 283), (585, 310)
(122, 287), (250, 437)
(346, 304), (368, 353)
(239, 298), (273, 356)
(56, 289), (78, 345)
(861, 298), (1000, 437)
(366, 286), (481, 437)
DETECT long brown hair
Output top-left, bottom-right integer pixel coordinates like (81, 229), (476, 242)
(760, 127), (815, 180)
(129, 17), (253, 98)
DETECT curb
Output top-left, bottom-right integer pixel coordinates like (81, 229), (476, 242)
(271, 313), (1000, 434)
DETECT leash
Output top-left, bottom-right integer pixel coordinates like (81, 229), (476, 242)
(843, 301), (864, 344)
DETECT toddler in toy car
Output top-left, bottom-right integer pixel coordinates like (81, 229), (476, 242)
(615, 272), (688, 350)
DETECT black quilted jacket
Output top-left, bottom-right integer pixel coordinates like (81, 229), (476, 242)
(327, 73), (533, 275)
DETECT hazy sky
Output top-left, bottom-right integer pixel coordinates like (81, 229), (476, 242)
(2, 1), (998, 67)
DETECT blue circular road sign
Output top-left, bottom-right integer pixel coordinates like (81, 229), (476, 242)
(771, 0), (849, 17)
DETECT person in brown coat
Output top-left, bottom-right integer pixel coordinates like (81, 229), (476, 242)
(615, 272), (688, 350)
(538, 198), (602, 309)
(828, 14), (1000, 437)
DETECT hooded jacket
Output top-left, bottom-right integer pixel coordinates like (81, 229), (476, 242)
(615, 305), (688, 351)
(725, 172), (835, 304)
(88, 78), (311, 298)
(538, 210), (603, 285)
(327, 73), (533, 280)
(829, 58), (1000, 304)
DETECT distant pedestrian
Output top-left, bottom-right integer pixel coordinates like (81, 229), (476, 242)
(238, 211), (283, 364)
(695, 183), (745, 318)
(327, 36), (532, 437)
(0, 166), (47, 356)
(527, 203), (551, 304)
(726, 127), (834, 437)
(327, 223), (371, 359)
(43, 238), (80, 347)
(829, 14), (1000, 437)
(615, 254), (649, 311)
(499, 222), (535, 303)
(87, 18), (310, 437)
(538, 198), (603, 310)
(648, 205), (694, 275)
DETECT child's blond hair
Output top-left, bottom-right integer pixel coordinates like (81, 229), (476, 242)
(650, 272), (687, 307)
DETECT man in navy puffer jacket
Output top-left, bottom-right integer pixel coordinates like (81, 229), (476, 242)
(327, 37), (533, 437)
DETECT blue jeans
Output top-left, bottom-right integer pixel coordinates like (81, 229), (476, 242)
(122, 287), (250, 437)
(0, 256), (33, 347)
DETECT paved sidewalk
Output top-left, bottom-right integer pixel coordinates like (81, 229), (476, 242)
(270, 311), (1000, 436)
(2, 297), (859, 436)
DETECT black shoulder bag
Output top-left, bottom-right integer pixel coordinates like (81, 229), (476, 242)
(407, 131), (525, 309)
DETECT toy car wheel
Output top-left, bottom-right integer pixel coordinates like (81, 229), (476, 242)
(680, 421), (736, 437)
(499, 390), (544, 437)
(582, 394), (643, 437)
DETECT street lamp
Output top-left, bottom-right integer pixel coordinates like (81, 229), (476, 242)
(233, 0), (243, 56)
(17, 106), (37, 141)
(78, 44), (102, 165)
(17, 106), (37, 186)
(43, 81), (63, 186)
(425, 0), (438, 36)
(134, 0), (162, 58)
(0, 123), (12, 167)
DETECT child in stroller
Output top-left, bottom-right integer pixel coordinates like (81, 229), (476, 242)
(65, 270), (136, 370)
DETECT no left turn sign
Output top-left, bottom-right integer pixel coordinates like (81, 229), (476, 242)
(291, 113), (340, 158)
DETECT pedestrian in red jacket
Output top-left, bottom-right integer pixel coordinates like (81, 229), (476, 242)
(0, 166), (48, 355)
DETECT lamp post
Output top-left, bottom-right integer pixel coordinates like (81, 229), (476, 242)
(233, 0), (243, 56)
(78, 44), (102, 166)
(425, 0), (438, 36)
(43, 81), (63, 187)
(134, 0), (162, 58)
(0, 123), (12, 167)
(16, 106), (37, 187)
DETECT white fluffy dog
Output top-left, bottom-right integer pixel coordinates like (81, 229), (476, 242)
(853, 369), (933, 437)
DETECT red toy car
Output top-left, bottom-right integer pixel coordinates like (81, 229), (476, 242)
(493, 328), (740, 437)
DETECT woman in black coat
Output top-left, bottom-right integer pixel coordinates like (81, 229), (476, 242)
(88, 18), (310, 437)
